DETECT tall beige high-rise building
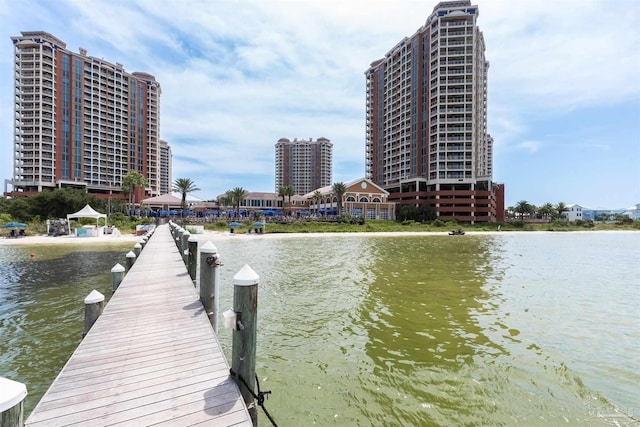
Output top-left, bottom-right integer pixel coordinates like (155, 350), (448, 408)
(159, 140), (172, 195)
(275, 137), (332, 195)
(6, 31), (164, 199)
(365, 1), (504, 222)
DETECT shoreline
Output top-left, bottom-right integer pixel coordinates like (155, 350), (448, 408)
(0, 233), (143, 246)
(0, 229), (635, 246)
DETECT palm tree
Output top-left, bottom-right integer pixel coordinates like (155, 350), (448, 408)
(555, 202), (569, 220)
(172, 178), (200, 210)
(313, 190), (323, 215)
(217, 194), (232, 214)
(332, 182), (347, 216)
(283, 185), (294, 215)
(515, 200), (533, 220)
(227, 187), (248, 218)
(277, 186), (287, 213)
(122, 171), (147, 214)
(538, 203), (555, 222)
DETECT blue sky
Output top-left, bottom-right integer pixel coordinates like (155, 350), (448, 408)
(1, 0), (638, 209)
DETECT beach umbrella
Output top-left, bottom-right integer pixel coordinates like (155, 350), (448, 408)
(2, 222), (27, 228)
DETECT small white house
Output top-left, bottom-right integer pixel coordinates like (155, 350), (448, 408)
(563, 204), (584, 222)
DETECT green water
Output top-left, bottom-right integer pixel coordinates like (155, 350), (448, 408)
(1, 233), (639, 426)
(0, 243), (132, 415)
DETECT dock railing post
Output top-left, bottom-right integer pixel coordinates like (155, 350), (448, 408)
(111, 263), (125, 292)
(199, 241), (220, 333)
(0, 377), (27, 427)
(231, 264), (259, 423)
(169, 222), (175, 239)
(125, 251), (136, 272)
(188, 234), (198, 283)
(176, 227), (184, 251)
(83, 290), (104, 337)
(133, 242), (142, 258)
(181, 230), (191, 265)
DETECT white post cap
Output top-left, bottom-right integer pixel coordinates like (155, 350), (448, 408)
(233, 264), (259, 286)
(200, 241), (217, 254)
(84, 289), (104, 304)
(111, 263), (125, 273)
(0, 377), (27, 412)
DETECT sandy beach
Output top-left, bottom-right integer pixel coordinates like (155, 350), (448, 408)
(0, 233), (144, 246)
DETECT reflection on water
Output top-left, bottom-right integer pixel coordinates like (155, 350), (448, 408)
(0, 244), (134, 415)
(1, 233), (639, 426)
(212, 233), (639, 426)
(356, 236), (502, 425)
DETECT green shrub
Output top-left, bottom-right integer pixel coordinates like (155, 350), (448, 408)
(616, 217), (633, 225)
(575, 219), (594, 228)
(431, 219), (446, 227)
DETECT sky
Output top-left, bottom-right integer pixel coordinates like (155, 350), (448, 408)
(0, 0), (639, 209)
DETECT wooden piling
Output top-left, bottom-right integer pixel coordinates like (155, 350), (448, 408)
(181, 231), (191, 264)
(177, 227), (187, 249)
(133, 242), (142, 258)
(188, 234), (198, 283)
(83, 290), (104, 337)
(111, 263), (125, 292)
(125, 251), (136, 272)
(176, 228), (184, 251)
(199, 241), (220, 333)
(231, 264), (259, 422)
(0, 377), (27, 427)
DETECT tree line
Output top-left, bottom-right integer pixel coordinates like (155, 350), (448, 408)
(506, 201), (570, 221)
(0, 174), (200, 224)
(217, 183), (351, 218)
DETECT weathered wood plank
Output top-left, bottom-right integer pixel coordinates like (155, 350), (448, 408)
(41, 362), (226, 404)
(40, 353), (221, 394)
(31, 372), (236, 421)
(25, 224), (251, 426)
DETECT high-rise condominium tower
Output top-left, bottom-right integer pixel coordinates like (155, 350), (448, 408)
(275, 137), (332, 195)
(7, 31), (163, 199)
(159, 140), (172, 196)
(365, 1), (504, 222)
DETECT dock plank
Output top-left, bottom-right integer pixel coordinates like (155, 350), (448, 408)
(25, 224), (252, 427)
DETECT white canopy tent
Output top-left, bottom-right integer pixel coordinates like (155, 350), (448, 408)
(67, 204), (107, 235)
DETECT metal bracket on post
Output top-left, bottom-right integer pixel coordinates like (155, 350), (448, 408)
(206, 254), (223, 267)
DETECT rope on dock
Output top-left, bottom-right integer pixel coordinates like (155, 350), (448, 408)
(230, 368), (279, 427)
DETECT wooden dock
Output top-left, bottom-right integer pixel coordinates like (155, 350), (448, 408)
(25, 224), (253, 427)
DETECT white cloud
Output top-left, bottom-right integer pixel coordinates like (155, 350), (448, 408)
(0, 0), (638, 206)
(483, 0), (640, 105)
(515, 141), (541, 153)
